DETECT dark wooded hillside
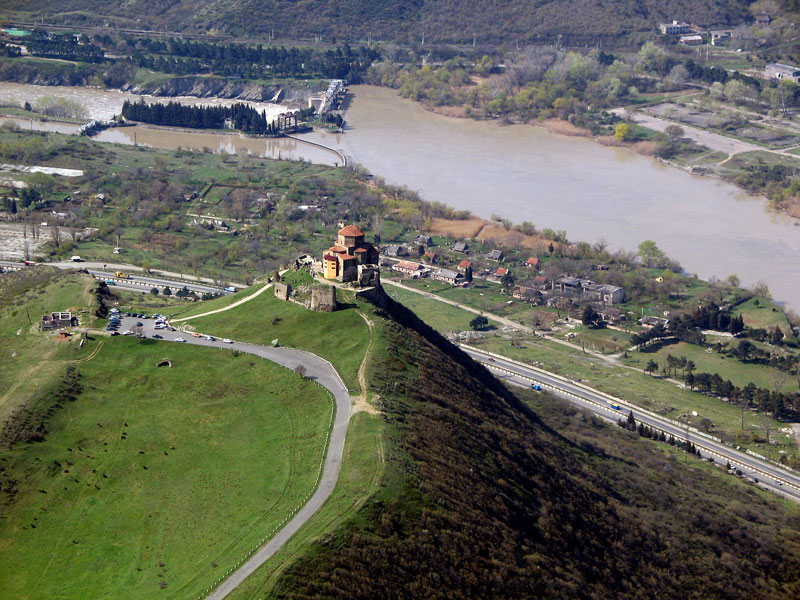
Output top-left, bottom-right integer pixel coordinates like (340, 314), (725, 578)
(2, 0), (754, 47)
(271, 289), (800, 600)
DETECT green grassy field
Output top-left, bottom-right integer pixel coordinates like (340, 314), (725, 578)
(384, 284), (496, 332)
(400, 278), (533, 322)
(554, 326), (633, 354)
(170, 285), (268, 320)
(0, 270), (100, 423)
(735, 297), (793, 332)
(224, 411), (385, 599)
(186, 289), (369, 392)
(623, 341), (800, 394)
(0, 338), (332, 600)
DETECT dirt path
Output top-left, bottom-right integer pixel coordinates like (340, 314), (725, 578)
(352, 312), (379, 415)
(71, 340), (104, 364)
(172, 283), (272, 322)
(613, 108), (800, 162)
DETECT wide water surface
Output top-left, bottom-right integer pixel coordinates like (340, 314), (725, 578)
(308, 86), (800, 310)
(0, 82), (798, 308)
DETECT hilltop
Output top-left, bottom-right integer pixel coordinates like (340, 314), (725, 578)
(3, 0), (754, 46)
(3, 264), (800, 598)
(245, 286), (800, 600)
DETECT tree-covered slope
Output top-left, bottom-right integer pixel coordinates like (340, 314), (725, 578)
(268, 287), (800, 600)
(3, 0), (754, 46)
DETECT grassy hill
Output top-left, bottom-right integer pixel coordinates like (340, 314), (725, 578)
(0, 271), (335, 599)
(2, 0), (754, 46)
(0, 268), (102, 427)
(255, 286), (800, 600)
(6, 270), (800, 599)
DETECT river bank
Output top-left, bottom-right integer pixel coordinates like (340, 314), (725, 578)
(314, 85), (800, 310)
(406, 91), (800, 217)
(0, 80), (797, 309)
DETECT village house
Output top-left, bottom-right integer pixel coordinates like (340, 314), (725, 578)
(525, 257), (540, 269)
(530, 275), (548, 290)
(598, 307), (624, 325)
(457, 259), (472, 272)
(553, 276), (585, 294)
(453, 241), (469, 253)
(755, 13), (771, 25)
(384, 244), (409, 258)
(552, 276), (624, 305)
(512, 286), (542, 304)
(431, 268), (465, 286)
(490, 266), (510, 282)
(660, 20), (692, 35)
(392, 260), (429, 278)
(486, 248), (505, 261)
(765, 63), (800, 83)
(639, 315), (669, 329)
(322, 224), (380, 282)
(41, 311), (74, 331)
(414, 234), (433, 247)
(423, 251), (439, 264)
(680, 34), (704, 46)
(709, 30), (732, 45)
(582, 283), (625, 305)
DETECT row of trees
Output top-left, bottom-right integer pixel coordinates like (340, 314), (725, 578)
(129, 39), (379, 81)
(643, 351), (800, 420)
(121, 100), (286, 135)
(27, 33), (104, 63)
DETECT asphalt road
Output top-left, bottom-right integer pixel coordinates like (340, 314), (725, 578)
(0, 260), (244, 291)
(462, 345), (800, 503)
(88, 270), (226, 295)
(115, 316), (351, 599)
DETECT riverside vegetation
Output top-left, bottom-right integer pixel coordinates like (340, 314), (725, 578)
(1, 19), (799, 213)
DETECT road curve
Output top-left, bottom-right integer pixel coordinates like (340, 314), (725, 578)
(117, 317), (351, 599)
(462, 345), (800, 503)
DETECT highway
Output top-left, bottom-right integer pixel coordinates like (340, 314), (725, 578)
(113, 316), (351, 599)
(461, 345), (800, 503)
(0, 260), (237, 295)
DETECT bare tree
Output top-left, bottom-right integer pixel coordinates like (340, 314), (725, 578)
(50, 221), (60, 248)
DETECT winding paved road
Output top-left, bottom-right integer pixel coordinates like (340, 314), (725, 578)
(117, 316), (352, 599)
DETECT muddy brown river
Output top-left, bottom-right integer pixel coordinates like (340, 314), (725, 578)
(0, 82), (798, 309)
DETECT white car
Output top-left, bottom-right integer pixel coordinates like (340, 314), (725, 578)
(122, 331), (134, 336)
(205, 335), (215, 341)
(175, 337), (186, 342)
(222, 338), (233, 344)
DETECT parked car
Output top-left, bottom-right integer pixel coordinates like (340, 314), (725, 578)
(136, 321), (143, 326)
(152, 334), (163, 339)
(222, 338), (233, 344)
(110, 331), (120, 336)
(205, 335), (215, 341)
(175, 337), (186, 342)
(191, 332), (202, 338)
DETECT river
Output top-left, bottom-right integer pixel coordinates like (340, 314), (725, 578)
(308, 85), (800, 310)
(0, 82), (797, 309)
(0, 82), (340, 165)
